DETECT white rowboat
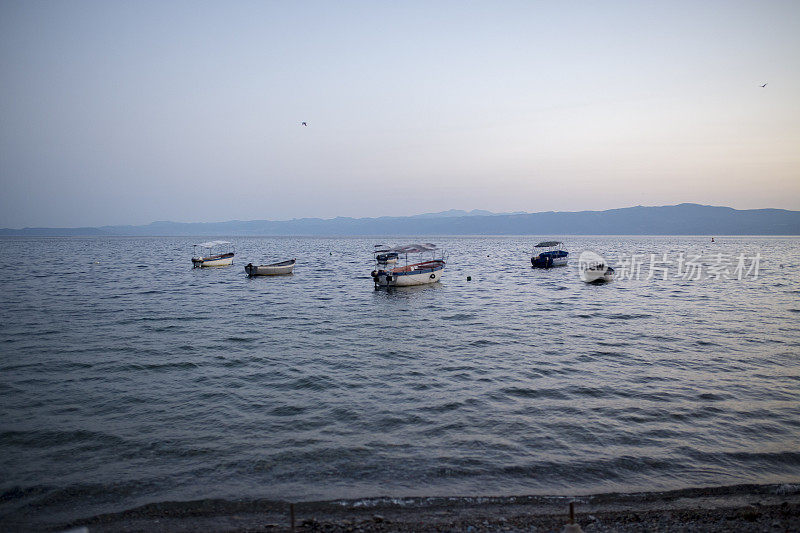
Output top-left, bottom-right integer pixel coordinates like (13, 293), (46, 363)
(245, 259), (295, 276)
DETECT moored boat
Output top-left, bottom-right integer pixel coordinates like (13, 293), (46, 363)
(192, 241), (234, 267)
(371, 244), (445, 287)
(245, 259), (295, 276)
(531, 241), (568, 268)
(373, 245), (399, 265)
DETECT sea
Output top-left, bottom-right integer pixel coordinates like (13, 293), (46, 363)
(1, 235), (799, 527)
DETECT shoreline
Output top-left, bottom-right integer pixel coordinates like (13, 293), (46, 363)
(45, 483), (800, 532)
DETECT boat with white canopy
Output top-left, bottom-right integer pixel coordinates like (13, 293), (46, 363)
(531, 241), (569, 268)
(191, 241), (234, 267)
(371, 243), (445, 287)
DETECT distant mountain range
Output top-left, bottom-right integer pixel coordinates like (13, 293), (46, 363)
(2, 204), (799, 236)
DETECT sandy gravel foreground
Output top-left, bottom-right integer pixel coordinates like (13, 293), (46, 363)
(29, 483), (800, 532)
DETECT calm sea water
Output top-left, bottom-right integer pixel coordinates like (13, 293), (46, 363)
(1, 236), (799, 526)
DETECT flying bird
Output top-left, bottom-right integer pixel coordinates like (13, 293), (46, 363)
(760, 83), (767, 87)
(301, 122), (308, 126)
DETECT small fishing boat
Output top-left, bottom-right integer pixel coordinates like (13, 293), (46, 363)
(531, 241), (568, 268)
(245, 259), (295, 276)
(192, 241), (234, 267)
(371, 243), (445, 287)
(373, 245), (399, 265)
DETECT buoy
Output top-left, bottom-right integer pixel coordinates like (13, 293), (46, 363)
(467, 276), (471, 281)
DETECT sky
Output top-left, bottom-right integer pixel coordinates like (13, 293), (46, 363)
(1, 1), (799, 227)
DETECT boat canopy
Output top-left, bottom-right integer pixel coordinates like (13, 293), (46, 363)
(534, 241), (563, 247)
(195, 240), (232, 248)
(388, 243), (438, 253)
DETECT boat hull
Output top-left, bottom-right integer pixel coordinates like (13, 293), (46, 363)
(192, 254), (234, 267)
(245, 260), (295, 276)
(372, 260), (445, 287)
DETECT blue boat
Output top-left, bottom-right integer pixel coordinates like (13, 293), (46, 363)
(531, 241), (568, 268)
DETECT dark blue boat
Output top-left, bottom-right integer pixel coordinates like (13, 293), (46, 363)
(531, 241), (569, 268)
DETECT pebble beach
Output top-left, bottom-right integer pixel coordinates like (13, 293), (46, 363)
(49, 483), (800, 533)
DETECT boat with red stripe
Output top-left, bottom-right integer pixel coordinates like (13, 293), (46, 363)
(371, 244), (445, 287)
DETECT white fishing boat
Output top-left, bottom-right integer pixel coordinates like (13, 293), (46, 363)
(371, 243), (445, 287)
(245, 259), (295, 276)
(191, 241), (234, 267)
(578, 251), (614, 283)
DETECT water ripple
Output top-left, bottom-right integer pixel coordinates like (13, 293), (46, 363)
(1, 235), (799, 524)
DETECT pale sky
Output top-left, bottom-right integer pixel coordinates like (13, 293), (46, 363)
(1, 1), (798, 227)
